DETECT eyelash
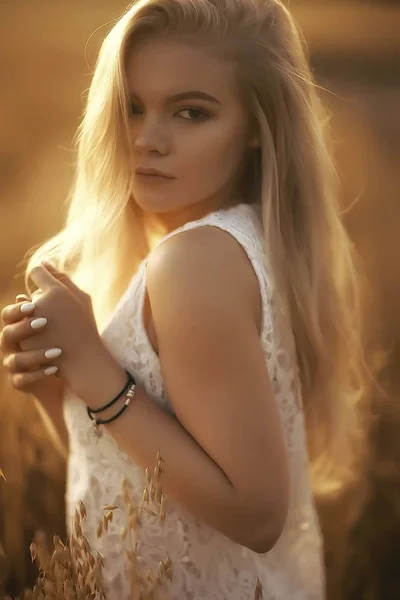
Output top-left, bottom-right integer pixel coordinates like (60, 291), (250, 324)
(177, 107), (210, 122)
(129, 104), (210, 123)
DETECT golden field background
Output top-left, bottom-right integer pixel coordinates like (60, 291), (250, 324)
(0, 1), (400, 598)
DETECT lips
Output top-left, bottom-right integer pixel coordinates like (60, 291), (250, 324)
(135, 167), (175, 179)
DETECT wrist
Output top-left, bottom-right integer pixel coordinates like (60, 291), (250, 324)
(70, 347), (127, 410)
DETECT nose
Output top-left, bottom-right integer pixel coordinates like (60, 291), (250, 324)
(132, 116), (169, 156)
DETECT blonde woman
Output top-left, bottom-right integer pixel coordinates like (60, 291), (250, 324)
(0, 0), (369, 598)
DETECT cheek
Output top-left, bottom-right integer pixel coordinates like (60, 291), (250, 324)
(179, 123), (247, 190)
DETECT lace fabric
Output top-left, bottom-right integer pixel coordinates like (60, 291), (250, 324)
(63, 203), (325, 599)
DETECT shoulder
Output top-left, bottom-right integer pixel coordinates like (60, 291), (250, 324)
(146, 225), (261, 327)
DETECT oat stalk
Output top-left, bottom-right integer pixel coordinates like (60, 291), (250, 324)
(1, 451), (171, 600)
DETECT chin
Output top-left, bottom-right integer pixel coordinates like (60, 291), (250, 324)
(133, 193), (189, 215)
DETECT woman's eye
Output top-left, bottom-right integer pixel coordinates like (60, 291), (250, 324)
(177, 108), (208, 122)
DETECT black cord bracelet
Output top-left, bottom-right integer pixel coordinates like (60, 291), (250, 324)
(87, 369), (135, 419)
(91, 383), (136, 426)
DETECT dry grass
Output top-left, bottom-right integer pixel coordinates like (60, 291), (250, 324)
(0, 450), (263, 599)
(0, 452), (171, 600)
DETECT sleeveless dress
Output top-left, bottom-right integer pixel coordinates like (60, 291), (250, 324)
(63, 202), (326, 600)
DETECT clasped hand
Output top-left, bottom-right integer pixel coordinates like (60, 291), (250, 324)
(0, 263), (112, 397)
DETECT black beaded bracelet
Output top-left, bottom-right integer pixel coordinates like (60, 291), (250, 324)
(87, 369), (134, 418)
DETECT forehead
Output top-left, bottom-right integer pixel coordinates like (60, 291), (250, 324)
(125, 38), (238, 100)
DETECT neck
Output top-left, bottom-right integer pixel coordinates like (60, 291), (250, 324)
(144, 194), (241, 247)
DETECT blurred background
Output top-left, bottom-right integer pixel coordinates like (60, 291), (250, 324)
(0, 0), (399, 598)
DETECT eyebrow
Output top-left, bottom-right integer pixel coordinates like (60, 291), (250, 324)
(166, 91), (221, 105)
(130, 91), (221, 105)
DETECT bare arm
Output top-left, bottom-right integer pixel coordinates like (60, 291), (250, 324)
(76, 227), (290, 553)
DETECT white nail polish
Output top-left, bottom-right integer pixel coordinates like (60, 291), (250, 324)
(44, 348), (62, 359)
(44, 366), (58, 376)
(20, 302), (35, 314)
(31, 317), (48, 329)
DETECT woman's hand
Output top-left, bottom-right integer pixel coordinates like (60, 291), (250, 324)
(0, 294), (64, 397)
(2, 263), (121, 399)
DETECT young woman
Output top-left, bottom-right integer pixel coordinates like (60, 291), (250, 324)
(0, 0), (368, 598)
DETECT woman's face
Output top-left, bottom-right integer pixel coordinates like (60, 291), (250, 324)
(126, 38), (252, 222)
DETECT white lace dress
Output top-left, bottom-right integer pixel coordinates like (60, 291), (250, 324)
(63, 203), (326, 600)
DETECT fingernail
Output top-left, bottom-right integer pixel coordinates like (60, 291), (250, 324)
(31, 317), (48, 329)
(20, 302), (35, 314)
(16, 294), (29, 302)
(44, 348), (62, 359)
(44, 366), (58, 376)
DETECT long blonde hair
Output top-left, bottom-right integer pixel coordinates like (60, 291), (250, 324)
(25, 0), (371, 499)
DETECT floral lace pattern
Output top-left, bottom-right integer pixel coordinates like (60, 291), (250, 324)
(63, 203), (325, 599)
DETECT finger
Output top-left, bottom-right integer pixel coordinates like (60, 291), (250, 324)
(43, 262), (86, 299)
(1, 300), (36, 325)
(30, 264), (61, 292)
(10, 367), (59, 392)
(3, 347), (62, 373)
(42, 262), (67, 282)
(16, 294), (30, 302)
(0, 316), (48, 354)
(31, 289), (43, 301)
